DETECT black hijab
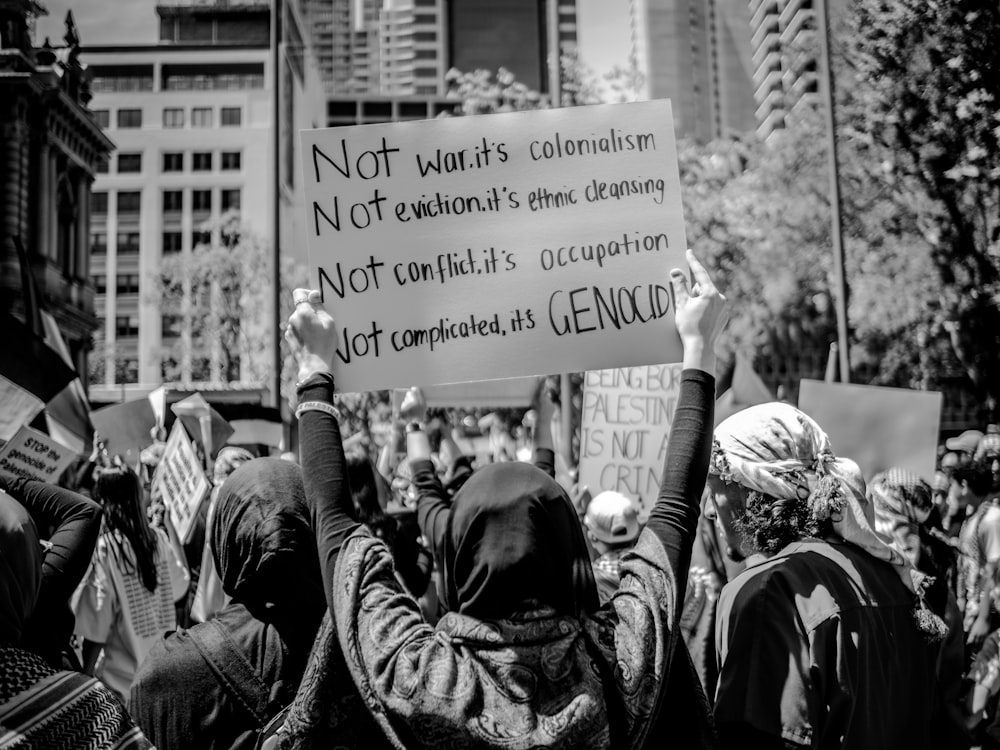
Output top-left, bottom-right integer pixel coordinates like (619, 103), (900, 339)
(442, 462), (598, 620)
(211, 458), (325, 638)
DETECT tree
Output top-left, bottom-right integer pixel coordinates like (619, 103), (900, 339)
(150, 213), (307, 399)
(846, 0), (1000, 416)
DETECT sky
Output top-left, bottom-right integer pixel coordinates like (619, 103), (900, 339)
(35, 0), (633, 82)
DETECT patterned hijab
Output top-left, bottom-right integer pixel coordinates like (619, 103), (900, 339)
(0, 491), (42, 646)
(442, 462), (599, 620)
(709, 403), (927, 597)
(869, 468), (932, 542)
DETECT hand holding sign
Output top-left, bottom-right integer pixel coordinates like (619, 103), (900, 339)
(671, 249), (727, 375)
(287, 288), (339, 382)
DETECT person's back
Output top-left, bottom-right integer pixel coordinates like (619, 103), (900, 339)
(130, 458), (326, 750)
(716, 538), (935, 749)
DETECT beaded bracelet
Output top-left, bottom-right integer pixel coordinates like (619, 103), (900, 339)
(295, 400), (339, 420)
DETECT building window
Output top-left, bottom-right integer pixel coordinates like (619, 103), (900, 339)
(415, 49), (436, 60)
(162, 231), (182, 254)
(117, 231), (140, 255)
(414, 31), (436, 42)
(117, 109), (142, 128)
(192, 190), (212, 212)
(163, 152), (184, 172)
(161, 314), (183, 338)
(162, 190), (183, 213)
(96, 157), (109, 174)
(221, 189), (241, 212)
(115, 316), (139, 338)
(92, 274), (107, 294)
(93, 109), (110, 128)
(191, 357), (211, 381)
(221, 107), (241, 126)
(90, 231), (107, 255)
(117, 153), (142, 173)
(117, 191), (141, 215)
(192, 152), (213, 171)
(191, 107), (213, 127)
(414, 13), (436, 23)
(162, 108), (184, 128)
(221, 151), (241, 171)
(191, 229), (212, 248)
(92, 192), (108, 215)
(116, 274), (140, 295)
(115, 358), (139, 384)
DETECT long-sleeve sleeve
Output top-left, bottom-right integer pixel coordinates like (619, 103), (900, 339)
(643, 369), (715, 606)
(1, 476), (102, 666)
(413, 458), (451, 567)
(297, 380), (360, 612)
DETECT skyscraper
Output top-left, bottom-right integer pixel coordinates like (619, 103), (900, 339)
(748, 0), (822, 139)
(629, 0), (756, 142)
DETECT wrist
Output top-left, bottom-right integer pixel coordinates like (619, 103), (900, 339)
(296, 353), (331, 383)
(681, 339), (715, 374)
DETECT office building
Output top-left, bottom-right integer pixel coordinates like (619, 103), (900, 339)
(629, 0), (756, 141)
(85, 0), (323, 403)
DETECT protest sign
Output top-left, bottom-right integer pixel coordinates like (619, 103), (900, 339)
(577, 364), (683, 516)
(798, 379), (942, 482)
(300, 100), (687, 392)
(151, 421), (211, 543)
(0, 425), (76, 483)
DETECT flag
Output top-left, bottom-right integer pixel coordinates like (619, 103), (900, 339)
(40, 311), (94, 454)
(0, 312), (76, 441)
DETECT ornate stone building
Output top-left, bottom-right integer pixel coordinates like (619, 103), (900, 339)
(0, 0), (113, 383)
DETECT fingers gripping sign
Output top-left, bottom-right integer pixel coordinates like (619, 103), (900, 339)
(287, 288), (340, 382)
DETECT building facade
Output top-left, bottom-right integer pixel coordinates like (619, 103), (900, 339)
(85, 0), (322, 404)
(0, 0), (112, 382)
(629, 0), (756, 142)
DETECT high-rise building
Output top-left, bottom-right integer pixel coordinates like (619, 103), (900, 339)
(748, 0), (822, 139)
(0, 1), (112, 382)
(84, 0), (323, 403)
(305, 0), (574, 98)
(629, 0), (756, 142)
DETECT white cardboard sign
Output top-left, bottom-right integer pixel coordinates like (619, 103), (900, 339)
(300, 100), (687, 393)
(151, 421), (210, 543)
(0, 425), (76, 484)
(797, 379), (942, 482)
(577, 364), (684, 516)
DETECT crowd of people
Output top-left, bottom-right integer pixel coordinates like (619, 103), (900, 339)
(3, 252), (1000, 748)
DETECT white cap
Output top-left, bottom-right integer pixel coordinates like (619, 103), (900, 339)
(585, 490), (640, 544)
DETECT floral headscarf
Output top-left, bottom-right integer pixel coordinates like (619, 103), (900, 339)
(709, 403), (945, 638)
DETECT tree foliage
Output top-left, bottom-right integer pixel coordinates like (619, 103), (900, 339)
(150, 213), (307, 398)
(846, 0), (1000, 415)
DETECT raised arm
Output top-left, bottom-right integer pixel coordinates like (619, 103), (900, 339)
(641, 249), (726, 606)
(286, 289), (359, 612)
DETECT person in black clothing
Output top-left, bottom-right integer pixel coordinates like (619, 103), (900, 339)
(0, 475), (101, 669)
(130, 459), (326, 750)
(276, 250), (727, 749)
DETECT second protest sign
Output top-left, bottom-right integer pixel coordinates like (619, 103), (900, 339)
(300, 100), (687, 392)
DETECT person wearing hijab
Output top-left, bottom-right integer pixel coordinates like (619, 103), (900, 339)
(130, 458), (326, 750)
(190, 446), (256, 623)
(0, 475), (101, 669)
(0, 490), (152, 749)
(707, 404), (944, 750)
(278, 250), (726, 749)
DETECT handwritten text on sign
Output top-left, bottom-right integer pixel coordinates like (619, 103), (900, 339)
(300, 100), (687, 392)
(577, 364), (682, 516)
(0, 425), (76, 484)
(152, 422), (210, 543)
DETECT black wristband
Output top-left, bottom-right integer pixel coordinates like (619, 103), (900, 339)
(295, 370), (335, 394)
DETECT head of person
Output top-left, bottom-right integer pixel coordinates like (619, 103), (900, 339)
(94, 462), (159, 592)
(345, 450), (394, 539)
(442, 462), (597, 621)
(945, 429), (983, 464)
(947, 460), (993, 515)
(584, 490), (640, 555)
(0, 491), (41, 647)
(868, 469), (933, 567)
(931, 470), (951, 514)
(975, 433), (1000, 491)
(213, 446), (255, 488)
(211, 458), (325, 639)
